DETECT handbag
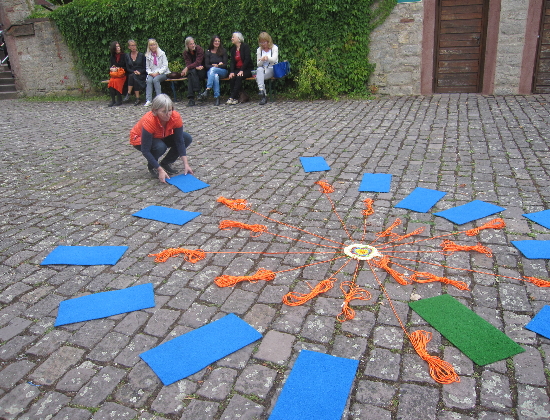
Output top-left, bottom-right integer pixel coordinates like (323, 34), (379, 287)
(239, 90), (250, 103)
(109, 67), (125, 78)
(273, 61), (290, 78)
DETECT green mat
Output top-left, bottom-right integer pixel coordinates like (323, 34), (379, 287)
(409, 294), (524, 365)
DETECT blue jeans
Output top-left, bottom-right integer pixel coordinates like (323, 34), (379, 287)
(206, 67), (228, 98)
(146, 73), (167, 102)
(134, 131), (193, 168)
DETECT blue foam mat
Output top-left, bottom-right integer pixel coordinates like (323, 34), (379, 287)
(394, 187), (447, 213)
(433, 200), (505, 225)
(358, 173), (392, 193)
(523, 210), (550, 230)
(41, 245), (129, 266)
(269, 350), (359, 420)
(140, 313), (262, 385)
(55, 283), (155, 326)
(166, 173), (209, 193)
(511, 240), (550, 259)
(133, 205), (201, 226)
(300, 157), (330, 172)
(525, 305), (550, 340)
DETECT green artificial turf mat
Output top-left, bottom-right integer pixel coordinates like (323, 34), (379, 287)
(409, 294), (524, 365)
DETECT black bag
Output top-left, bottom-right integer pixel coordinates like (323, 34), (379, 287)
(239, 90), (250, 103)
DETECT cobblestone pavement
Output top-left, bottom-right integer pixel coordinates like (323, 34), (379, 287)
(0, 94), (550, 420)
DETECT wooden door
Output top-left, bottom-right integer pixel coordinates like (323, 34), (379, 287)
(533, 0), (550, 93)
(433, 0), (489, 93)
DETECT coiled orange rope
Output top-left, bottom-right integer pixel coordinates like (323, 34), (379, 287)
(440, 240), (493, 257)
(214, 268), (276, 287)
(217, 196), (250, 211)
(219, 220), (268, 237)
(337, 281), (372, 322)
(282, 279), (335, 306)
(409, 271), (470, 291)
(315, 180), (335, 194)
(524, 276), (550, 287)
(464, 218), (506, 236)
(408, 330), (460, 384)
(373, 256), (412, 285)
(149, 248), (206, 263)
(362, 198), (374, 216)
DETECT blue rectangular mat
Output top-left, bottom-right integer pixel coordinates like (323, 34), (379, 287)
(394, 187), (447, 213)
(167, 174), (209, 193)
(525, 306), (550, 339)
(41, 245), (129, 266)
(55, 283), (155, 326)
(523, 210), (550, 230)
(300, 157), (330, 172)
(511, 240), (550, 259)
(140, 313), (262, 385)
(433, 200), (505, 225)
(358, 173), (392, 193)
(132, 205), (201, 226)
(269, 350), (359, 420)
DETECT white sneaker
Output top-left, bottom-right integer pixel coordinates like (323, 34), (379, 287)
(144, 100), (152, 107)
(226, 98), (234, 105)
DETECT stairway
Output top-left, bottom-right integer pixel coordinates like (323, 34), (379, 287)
(0, 63), (17, 99)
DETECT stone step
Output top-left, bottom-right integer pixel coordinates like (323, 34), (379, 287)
(0, 83), (16, 92)
(0, 76), (14, 83)
(0, 90), (18, 99)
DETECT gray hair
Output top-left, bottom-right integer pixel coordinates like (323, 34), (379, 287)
(184, 36), (195, 52)
(151, 94), (174, 114)
(233, 32), (244, 43)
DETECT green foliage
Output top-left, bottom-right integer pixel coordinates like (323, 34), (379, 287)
(51, 0), (396, 98)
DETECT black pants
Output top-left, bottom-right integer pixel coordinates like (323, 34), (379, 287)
(229, 69), (252, 99)
(187, 68), (206, 98)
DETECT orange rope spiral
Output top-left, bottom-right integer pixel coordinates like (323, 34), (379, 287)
(217, 196), (250, 211)
(219, 220), (268, 237)
(408, 330), (460, 384)
(315, 180), (335, 194)
(440, 240), (493, 257)
(214, 268), (276, 287)
(524, 276), (550, 287)
(282, 279), (335, 306)
(373, 256), (412, 285)
(149, 248), (206, 263)
(410, 271), (470, 291)
(464, 218), (506, 236)
(337, 281), (372, 322)
(362, 198), (374, 216)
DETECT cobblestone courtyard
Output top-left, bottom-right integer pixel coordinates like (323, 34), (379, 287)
(1, 94), (550, 419)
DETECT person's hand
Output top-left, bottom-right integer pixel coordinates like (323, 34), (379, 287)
(110, 65), (117, 71)
(212, 64), (218, 68)
(261, 56), (268, 62)
(228, 72), (235, 79)
(151, 72), (159, 77)
(197, 65), (204, 70)
(157, 167), (170, 183)
(184, 164), (193, 175)
(181, 68), (188, 77)
(218, 62), (223, 66)
(237, 71), (243, 77)
(134, 70), (140, 75)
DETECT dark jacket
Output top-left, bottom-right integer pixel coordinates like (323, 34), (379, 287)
(125, 52), (146, 75)
(205, 49), (228, 70)
(110, 53), (127, 69)
(183, 45), (205, 70)
(229, 43), (253, 73)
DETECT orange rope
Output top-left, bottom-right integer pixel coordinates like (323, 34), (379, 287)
(368, 260), (460, 384)
(214, 268), (276, 287)
(149, 248), (206, 263)
(464, 218), (506, 236)
(337, 281), (372, 322)
(373, 256), (412, 285)
(408, 330), (461, 384)
(315, 180), (335, 194)
(440, 239), (493, 257)
(282, 279), (335, 306)
(362, 198), (374, 216)
(375, 218), (402, 239)
(217, 196), (250, 211)
(219, 220), (268, 237)
(409, 271), (470, 291)
(524, 276), (550, 287)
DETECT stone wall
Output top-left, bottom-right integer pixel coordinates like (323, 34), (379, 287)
(368, 2), (424, 96)
(493, 0), (529, 95)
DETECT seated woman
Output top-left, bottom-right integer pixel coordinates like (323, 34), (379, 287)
(129, 94), (193, 182)
(123, 39), (146, 106)
(107, 40), (126, 107)
(181, 37), (205, 107)
(144, 39), (170, 107)
(227, 32), (253, 105)
(255, 32), (278, 105)
(199, 35), (228, 106)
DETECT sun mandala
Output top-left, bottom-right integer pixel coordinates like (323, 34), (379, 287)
(149, 180), (550, 385)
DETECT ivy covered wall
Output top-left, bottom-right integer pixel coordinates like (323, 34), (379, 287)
(51, 0), (396, 97)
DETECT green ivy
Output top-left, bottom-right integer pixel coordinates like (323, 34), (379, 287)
(51, 0), (396, 98)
